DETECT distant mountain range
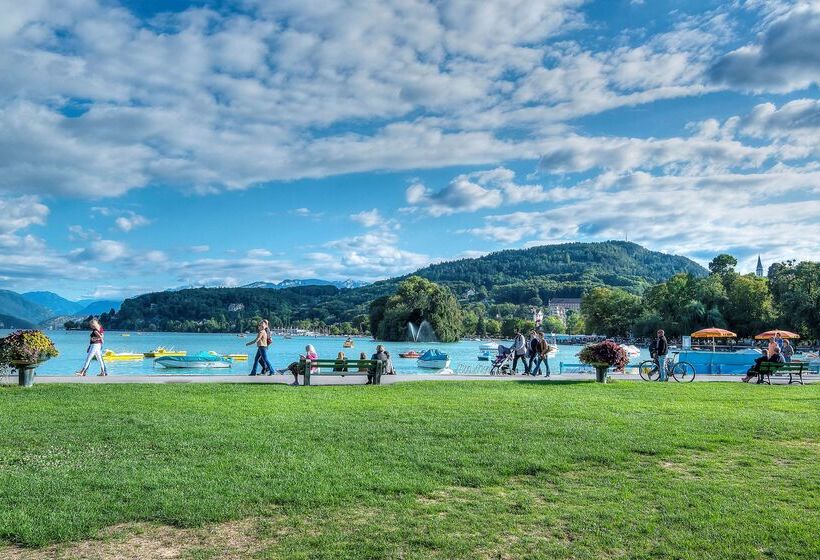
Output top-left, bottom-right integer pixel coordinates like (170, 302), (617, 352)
(0, 290), (123, 327)
(241, 279), (369, 290)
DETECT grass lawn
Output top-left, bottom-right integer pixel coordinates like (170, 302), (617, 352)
(0, 381), (818, 559)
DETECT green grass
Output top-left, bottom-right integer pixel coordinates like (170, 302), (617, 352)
(1, 381), (818, 559)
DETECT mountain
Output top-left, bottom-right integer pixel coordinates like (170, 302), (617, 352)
(241, 279), (369, 290)
(0, 290), (53, 324)
(109, 241), (708, 332)
(76, 300), (122, 316)
(0, 313), (36, 329)
(22, 291), (83, 317)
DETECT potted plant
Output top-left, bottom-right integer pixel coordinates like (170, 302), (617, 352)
(578, 340), (628, 383)
(0, 330), (59, 387)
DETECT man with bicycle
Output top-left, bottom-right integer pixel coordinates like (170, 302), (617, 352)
(653, 329), (669, 381)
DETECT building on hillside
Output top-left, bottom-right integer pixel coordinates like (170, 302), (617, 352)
(547, 298), (582, 319)
(756, 256), (764, 278)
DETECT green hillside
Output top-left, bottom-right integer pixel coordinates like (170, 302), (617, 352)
(0, 290), (53, 324)
(0, 313), (36, 329)
(109, 242), (706, 332)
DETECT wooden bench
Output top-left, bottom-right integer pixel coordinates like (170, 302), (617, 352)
(757, 361), (807, 385)
(299, 358), (386, 386)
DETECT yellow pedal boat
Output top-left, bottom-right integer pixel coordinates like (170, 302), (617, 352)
(102, 350), (144, 361)
(143, 347), (187, 358)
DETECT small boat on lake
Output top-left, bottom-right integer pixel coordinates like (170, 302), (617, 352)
(155, 353), (232, 369)
(477, 342), (497, 361)
(102, 350), (143, 361)
(417, 349), (451, 369)
(399, 350), (421, 359)
(343, 337), (354, 348)
(143, 346), (187, 358)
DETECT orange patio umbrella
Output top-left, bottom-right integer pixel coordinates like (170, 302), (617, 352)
(754, 330), (800, 340)
(691, 328), (737, 338)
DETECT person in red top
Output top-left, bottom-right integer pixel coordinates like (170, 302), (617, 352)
(75, 318), (108, 376)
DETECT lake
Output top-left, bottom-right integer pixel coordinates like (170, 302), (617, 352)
(1, 330), (654, 376)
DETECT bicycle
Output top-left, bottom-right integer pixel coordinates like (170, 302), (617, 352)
(637, 352), (696, 382)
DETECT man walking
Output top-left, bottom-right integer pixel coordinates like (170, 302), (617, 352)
(511, 329), (527, 374)
(654, 329), (669, 381)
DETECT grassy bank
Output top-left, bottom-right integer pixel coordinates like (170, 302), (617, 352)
(1, 381), (818, 559)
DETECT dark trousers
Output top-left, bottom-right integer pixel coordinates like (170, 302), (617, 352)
(251, 346), (273, 375)
(512, 353), (528, 373)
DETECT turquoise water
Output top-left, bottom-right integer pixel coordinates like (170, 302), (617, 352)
(0, 330), (654, 376)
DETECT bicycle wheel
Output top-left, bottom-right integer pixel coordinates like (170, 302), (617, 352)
(638, 360), (660, 381)
(671, 361), (696, 382)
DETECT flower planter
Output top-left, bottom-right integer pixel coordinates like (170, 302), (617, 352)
(592, 363), (609, 384)
(11, 361), (40, 387)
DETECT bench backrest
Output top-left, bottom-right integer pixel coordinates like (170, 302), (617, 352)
(759, 362), (804, 372)
(299, 358), (385, 372)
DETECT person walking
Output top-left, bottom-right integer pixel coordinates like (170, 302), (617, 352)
(654, 329), (669, 381)
(527, 331), (541, 376)
(246, 322), (274, 376)
(75, 318), (108, 376)
(511, 329), (527, 374)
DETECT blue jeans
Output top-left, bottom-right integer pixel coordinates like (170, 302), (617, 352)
(656, 354), (668, 381)
(251, 346), (273, 375)
(528, 354), (551, 375)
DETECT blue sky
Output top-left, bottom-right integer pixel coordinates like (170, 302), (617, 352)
(0, 0), (818, 300)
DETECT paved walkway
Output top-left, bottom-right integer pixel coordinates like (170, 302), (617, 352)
(6, 372), (816, 385)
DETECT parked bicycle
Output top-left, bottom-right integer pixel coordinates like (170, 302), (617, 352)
(638, 351), (696, 382)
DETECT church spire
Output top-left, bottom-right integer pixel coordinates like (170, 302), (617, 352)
(756, 255), (764, 277)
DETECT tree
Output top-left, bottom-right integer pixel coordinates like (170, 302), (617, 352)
(722, 274), (775, 337)
(708, 254), (738, 276)
(565, 311), (586, 335)
(581, 287), (642, 336)
(368, 276), (463, 342)
(542, 315), (566, 334)
(768, 261), (820, 338)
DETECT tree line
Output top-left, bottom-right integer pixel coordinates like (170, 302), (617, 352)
(580, 255), (820, 339)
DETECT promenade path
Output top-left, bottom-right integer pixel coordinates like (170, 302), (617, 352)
(9, 372), (818, 384)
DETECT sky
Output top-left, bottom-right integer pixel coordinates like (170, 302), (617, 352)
(0, 0), (818, 300)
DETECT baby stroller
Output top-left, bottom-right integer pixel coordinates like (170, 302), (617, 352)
(490, 345), (514, 376)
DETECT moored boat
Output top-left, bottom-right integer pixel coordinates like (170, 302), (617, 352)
(399, 350), (421, 359)
(343, 337), (354, 348)
(102, 350), (143, 361)
(154, 353), (232, 369)
(143, 346), (187, 358)
(417, 349), (451, 369)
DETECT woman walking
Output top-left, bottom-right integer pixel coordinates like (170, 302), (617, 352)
(246, 322), (274, 376)
(75, 318), (107, 376)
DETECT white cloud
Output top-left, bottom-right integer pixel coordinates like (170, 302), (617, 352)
(350, 209), (384, 228)
(115, 212), (150, 232)
(70, 239), (129, 263)
(405, 167), (565, 216)
(189, 244), (210, 253)
(0, 195), (48, 234)
(247, 248), (272, 258)
(709, 2), (820, 92)
(0, 0), (736, 198)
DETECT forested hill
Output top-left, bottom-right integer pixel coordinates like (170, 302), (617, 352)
(108, 242), (706, 332)
(414, 241), (706, 298)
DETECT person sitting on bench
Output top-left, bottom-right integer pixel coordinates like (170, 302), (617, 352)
(742, 343), (785, 383)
